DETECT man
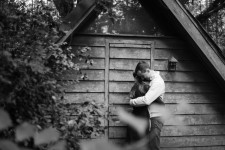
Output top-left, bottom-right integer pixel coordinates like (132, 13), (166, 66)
(129, 61), (165, 150)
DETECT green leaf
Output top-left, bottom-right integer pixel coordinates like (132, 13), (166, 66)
(0, 109), (12, 130)
(34, 127), (60, 145)
(48, 141), (66, 150)
(15, 122), (36, 142)
(0, 140), (20, 150)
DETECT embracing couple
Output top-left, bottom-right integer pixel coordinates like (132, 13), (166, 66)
(128, 61), (165, 150)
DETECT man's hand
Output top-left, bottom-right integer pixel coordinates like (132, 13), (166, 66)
(129, 99), (135, 106)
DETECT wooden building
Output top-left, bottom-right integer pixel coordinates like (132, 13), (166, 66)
(58, 0), (225, 149)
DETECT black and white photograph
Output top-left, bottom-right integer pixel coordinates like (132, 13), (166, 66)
(1, 0), (225, 150)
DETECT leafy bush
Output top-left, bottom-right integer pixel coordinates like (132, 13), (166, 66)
(0, 100), (106, 150)
(56, 101), (106, 150)
(0, 1), (106, 150)
(0, 108), (64, 150)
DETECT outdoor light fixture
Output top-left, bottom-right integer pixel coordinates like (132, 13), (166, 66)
(168, 56), (178, 72)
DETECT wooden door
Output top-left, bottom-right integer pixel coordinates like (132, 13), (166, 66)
(105, 39), (155, 140)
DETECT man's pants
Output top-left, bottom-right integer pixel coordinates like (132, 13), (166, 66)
(148, 117), (164, 150)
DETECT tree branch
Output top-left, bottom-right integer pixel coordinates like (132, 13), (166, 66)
(196, 0), (225, 23)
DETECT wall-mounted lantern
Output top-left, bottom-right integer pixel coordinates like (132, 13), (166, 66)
(168, 56), (178, 72)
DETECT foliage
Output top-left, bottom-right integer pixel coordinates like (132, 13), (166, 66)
(0, 0), (68, 126)
(184, 0), (225, 54)
(56, 101), (106, 150)
(0, 109), (63, 150)
(51, 0), (112, 18)
(0, 0), (105, 150)
(0, 107), (150, 150)
(0, 100), (106, 150)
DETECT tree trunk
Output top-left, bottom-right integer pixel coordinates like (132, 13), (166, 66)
(53, 0), (75, 18)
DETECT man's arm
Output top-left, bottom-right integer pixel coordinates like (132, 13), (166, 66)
(129, 77), (165, 106)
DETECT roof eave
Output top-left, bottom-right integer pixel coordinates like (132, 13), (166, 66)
(56, 0), (97, 45)
(161, 0), (225, 91)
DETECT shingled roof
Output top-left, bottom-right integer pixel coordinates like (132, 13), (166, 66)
(57, 0), (225, 91)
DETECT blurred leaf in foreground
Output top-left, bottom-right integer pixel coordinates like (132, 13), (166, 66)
(117, 108), (148, 136)
(80, 139), (121, 150)
(48, 140), (66, 150)
(0, 140), (20, 150)
(15, 122), (36, 142)
(34, 127), (60, 145)
(0, 109), (12, 130)
(177, 101), (193, 114)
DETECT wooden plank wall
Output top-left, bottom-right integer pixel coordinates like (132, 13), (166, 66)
(63, 34), (225, 150)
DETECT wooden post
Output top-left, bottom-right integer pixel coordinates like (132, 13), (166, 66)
(104, 39), (110, 139)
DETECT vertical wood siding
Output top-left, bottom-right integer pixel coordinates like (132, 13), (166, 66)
(62, 34), (225, 149)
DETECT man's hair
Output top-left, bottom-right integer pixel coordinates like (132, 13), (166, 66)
(134, 61), (150, 78)
(131, 61), (150, 99)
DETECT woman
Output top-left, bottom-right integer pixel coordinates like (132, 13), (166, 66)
(127, 72), (150, 143)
